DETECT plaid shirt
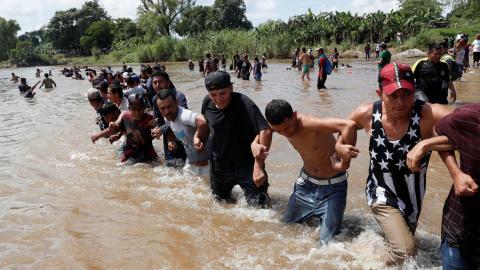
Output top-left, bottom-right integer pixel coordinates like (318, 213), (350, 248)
(41, 78), (55, 89)
(435, 103), (480, 267)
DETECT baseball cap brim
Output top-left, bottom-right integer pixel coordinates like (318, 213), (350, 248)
(382, 81), (416, 95)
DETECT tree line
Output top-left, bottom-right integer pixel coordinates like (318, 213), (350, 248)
(0, 0), (478, 65)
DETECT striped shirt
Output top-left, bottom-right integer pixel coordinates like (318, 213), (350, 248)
(436, 103), (480, 267)
(367, 100), (431, 223)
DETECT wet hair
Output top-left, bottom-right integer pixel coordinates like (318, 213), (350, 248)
(99, 102), (120, 116)
(206, 53), (211, 58)
(156, 89), (176, 101)
(126, 76), (135, 86)
(428, 43), (442, 53)
(265, 99), (294, 125)
(20, 78), (26, 83)
(146, 67), (153, 75)
(44, 73), (49, 78)
(254, 57), (259, 61)
(99, 81), (109, 94)
(109, 85), (123, 97)
(302, 47), (306, 52)
(440, 42), (448, 50)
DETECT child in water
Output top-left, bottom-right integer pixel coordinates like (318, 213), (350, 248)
(188, 60), (194, 70)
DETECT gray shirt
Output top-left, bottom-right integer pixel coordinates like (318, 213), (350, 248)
(164, 107), (210, 163)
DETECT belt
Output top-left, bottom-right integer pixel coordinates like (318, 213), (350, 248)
(192, 161), (209, 166)
(299, 170), (348, 186)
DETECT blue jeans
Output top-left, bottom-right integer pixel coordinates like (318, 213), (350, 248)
(442, 238), (476, 270)
(254, 74), (262, 81)
(242, 72), (250, 80)
(284, 169), (348, 245)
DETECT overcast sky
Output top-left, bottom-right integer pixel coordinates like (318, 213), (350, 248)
(1, 0), (402, 35)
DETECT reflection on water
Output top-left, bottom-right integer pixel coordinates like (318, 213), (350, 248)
(0, 61), (479, 269)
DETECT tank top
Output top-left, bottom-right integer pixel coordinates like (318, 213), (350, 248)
(367, 100), (431, 223)
(205, 58), (216, 73)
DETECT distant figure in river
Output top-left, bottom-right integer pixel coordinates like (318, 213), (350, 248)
(35, 69), (42, 77)
(198, 56), (204, 76)
(221, 54), (226, 71)
(10, 73), (19, 83)
(332, 48), (339, 69)
(377, 43), (391, 72)
(364, 43), (371, 59)
(188, 60), (194, 70)
(253, 57), (262, 81)
(19, 78), (40, 98)
(299, 48), (311, 81)
(262, 52), (268, 69)
(316, 47), (328, 89)
(265, 99), (357, 245)
(39, 73), (56, 89)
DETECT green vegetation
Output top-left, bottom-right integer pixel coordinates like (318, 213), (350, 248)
(1, 0), (479, 67)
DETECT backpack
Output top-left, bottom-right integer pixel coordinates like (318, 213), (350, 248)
(443, 54), (462, 81)
(319, 55), (333, 75)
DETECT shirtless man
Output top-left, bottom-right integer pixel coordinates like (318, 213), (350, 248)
(263, 99), (357, 245)
(299, 48), (311, 81)
(10, 73), (19, 83)
(336, 62), (452, 265)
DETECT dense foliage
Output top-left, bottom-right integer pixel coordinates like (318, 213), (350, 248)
(2, 0), (479, 65)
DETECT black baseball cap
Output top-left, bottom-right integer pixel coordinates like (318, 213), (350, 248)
(205, 71), (234, 91)
(127, 94), (145, 107)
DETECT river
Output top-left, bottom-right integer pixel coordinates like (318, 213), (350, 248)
(1, 59), (479, 269)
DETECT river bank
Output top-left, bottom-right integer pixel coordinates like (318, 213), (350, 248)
(0, 46), (427, 69)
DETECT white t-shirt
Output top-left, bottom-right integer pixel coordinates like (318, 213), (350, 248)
(118, 97), (129, 112)
(164, 107), (210, 163)
(472, 39), (480, 52)
(455, 49), (465, 65)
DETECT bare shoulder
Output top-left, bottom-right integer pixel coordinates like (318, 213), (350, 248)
(346, 102), (374, 130)
(421, 102), (452, 122)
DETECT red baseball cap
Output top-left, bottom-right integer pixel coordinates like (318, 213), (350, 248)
(378, 62), (415, 95)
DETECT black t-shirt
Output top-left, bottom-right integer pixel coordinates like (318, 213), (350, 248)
(18, 83), (30, 93)
(96, 100), (109, 131)
(241, 61), (251, 73)
(413, 58), (451, 103)
(236, 59), (243, 70)
(201, 92), (269, 177)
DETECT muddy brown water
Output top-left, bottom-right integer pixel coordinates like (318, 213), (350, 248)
(1, 59), (479, 269)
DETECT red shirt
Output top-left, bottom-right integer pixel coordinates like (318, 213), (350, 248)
(318, 56), (326, 76)
(435, 103), (480, 267)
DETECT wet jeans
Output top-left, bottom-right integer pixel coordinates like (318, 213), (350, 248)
(442, 238), (476, 270)
(284, 169), (348, 245)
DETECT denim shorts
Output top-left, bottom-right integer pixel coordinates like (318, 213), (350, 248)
(284, 168), (348, 245)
